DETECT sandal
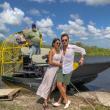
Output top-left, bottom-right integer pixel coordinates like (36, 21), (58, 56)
(43, 104), (51, 110)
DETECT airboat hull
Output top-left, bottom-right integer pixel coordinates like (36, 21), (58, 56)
(2, 56), (110, 91)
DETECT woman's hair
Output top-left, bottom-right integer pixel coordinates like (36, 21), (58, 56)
(52, 38), (60, 47)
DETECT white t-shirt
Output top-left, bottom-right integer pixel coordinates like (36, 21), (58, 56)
(62, 44), (86, 74)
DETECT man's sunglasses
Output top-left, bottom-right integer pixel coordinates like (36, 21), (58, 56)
(62, 39), (68, 42)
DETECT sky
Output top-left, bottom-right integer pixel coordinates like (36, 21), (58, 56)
(0, 0), (110, 48)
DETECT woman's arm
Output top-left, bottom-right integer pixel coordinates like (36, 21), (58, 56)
(48, 49), (61, 67)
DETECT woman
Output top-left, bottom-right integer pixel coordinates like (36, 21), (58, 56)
(37, 38), (62, 110)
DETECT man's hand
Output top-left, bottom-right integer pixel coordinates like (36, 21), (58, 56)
(79, 57), (84, 65)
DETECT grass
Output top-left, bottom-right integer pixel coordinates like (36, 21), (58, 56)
(73, 42), (110, 56)
(0, 86), (110, 110)
(0, 102), (24, 110)
(0, 102), (110, 110)
(82, 105), (110, 110)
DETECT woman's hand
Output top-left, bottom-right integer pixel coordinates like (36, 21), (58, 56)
(59, 63), (62, 68)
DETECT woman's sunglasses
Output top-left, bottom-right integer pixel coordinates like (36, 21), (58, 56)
(56, 42), (61, 45)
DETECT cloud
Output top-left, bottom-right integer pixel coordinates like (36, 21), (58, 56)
(102, 27), (110, 39)
(0, 33), (5, 39)
(0, 2), (10, 9)
(0, 2), (33, 26)
(36, 17), (53, 28)
(41, 9), (56, 17)
(89, 21), (96, 26)
(87, 25), (110, 39)
(70, 13), (80, 20)
(28, 9), (50, 16)
(0, 2), (24, 25)
(36, 18), (56, 37)
(29, 0), (54, 3)
(58, 18), (88, 38)
(29, 9), (40, 15)
(60, 0), (73, 3)
(59, 0), (110, 5)
(0, 20), (9, 34)
(75, 0), (110, 5)
(87, 24), (110, 39)
(80, 37), (88, 40)
(87, 24), (102, 37)
(0, 2), (34, 38)
(42, 10), (50, 14)
(23, 17), (33, 25)
(58, 15), (110, 41)
(0, 19), (9, 39)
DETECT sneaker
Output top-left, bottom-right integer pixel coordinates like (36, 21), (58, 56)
(52, 102), (61, 107)
(64, 100), (71, 109)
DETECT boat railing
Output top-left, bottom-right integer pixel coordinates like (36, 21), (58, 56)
(0, 42), (27, 76)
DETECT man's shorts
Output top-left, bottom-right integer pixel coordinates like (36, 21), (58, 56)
(56, 69), (72, 85)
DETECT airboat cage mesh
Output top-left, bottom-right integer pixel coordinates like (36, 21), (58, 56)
(0, 33), (50, 76)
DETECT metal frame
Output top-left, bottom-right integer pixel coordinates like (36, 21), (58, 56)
(0, 41), (26, 76)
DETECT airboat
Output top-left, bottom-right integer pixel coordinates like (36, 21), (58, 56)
(0, 32), (110, 91)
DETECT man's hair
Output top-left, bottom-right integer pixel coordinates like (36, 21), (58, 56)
(61, 33), (69, 40)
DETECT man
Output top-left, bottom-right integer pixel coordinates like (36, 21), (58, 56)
(53, 33), (86, 109)
(15, 31), (26, 44)
(23, 23), (42, 58)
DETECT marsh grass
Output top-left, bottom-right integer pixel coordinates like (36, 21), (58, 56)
(0, 102), (24, 110)
(81, 105), (110, 110)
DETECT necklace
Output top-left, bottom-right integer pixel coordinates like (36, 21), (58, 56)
(53, 47), (60, 54)
(56, 48), (60, 53)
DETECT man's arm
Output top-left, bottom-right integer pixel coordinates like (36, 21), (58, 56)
(79, 55), (85, 65)
(39, 31), (42, 39)
(39, 31), (43, 48)
(72, 45), (86, 55)
(72, 45), (86, 65)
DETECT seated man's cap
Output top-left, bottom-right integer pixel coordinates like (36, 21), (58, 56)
(32, 23), (36, 28)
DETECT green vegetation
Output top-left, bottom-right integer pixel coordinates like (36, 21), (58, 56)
(42, 43), (51, 48)
(0, 102), (24, 110)
(74, 42), (110, 56)
(42, 42), (110, 56)
(1, 40), (110, 56)
(82, 105), (110, 110)
(0, 102), (110, 110)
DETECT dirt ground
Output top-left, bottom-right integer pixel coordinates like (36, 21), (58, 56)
(0, 88), (110, 110)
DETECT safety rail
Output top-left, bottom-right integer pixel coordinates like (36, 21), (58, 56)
(0, 43), (26, 76)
